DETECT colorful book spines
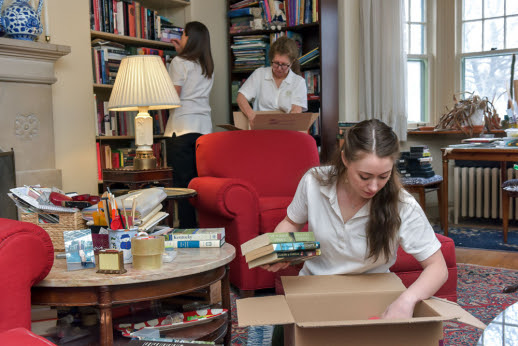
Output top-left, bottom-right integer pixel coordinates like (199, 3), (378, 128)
(266, 232), (316, 243)
(165, 239), (225, 248)
(270, 241), (320, 251)
(164, 229), (225, 241)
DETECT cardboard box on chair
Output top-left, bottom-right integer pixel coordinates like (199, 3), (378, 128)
(218, 111), (319, 132)
(237, 273), (485, 346)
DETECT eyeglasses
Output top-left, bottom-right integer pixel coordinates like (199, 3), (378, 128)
(272, 61), (292, 69)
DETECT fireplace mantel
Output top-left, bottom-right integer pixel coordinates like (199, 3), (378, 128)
(0, 37), (71, 190)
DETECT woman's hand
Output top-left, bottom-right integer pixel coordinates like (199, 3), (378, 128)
(171, 38), (182, 53)
(380, 291), (417, 319)
(260, 261), (291, 272)
(247, 111), (256, 128)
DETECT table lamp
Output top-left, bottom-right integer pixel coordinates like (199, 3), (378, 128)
(108, 55), (180, 170)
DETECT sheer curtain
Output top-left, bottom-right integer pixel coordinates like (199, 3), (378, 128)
(359, 0), (408, 141)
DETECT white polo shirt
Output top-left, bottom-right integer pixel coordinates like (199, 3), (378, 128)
(238, 66), (308, 112)
(287, 167), (441, 276)
(164, 56), (214, 137)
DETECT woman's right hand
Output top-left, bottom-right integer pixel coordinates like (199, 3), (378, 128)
(247, 111), (256, 129)
(171, 38), (182, 53)
(261, 261), (291, 272)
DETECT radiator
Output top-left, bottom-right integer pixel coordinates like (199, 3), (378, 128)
(453, 166), (518, 223)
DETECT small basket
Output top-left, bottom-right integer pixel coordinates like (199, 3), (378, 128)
(21, 212), (87, 252)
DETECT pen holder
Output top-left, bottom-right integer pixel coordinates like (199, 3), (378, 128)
(131, 233), (165, 270)
(108, 228), (138, 264)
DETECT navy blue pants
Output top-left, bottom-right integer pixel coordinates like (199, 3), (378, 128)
(166, 133), (202, 228)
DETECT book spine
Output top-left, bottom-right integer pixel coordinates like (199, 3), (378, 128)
(267, 232), (316, 243)
(165, 240), (223, 248)
(271, 241), (320, 251)
(165, 233), (223, 241)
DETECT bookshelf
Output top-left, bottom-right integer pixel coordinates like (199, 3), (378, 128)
(226, 0), (338, 161)
(90, 0), (191, 188)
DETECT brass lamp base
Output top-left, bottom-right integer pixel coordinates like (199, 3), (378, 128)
(133, 150), (157, 170)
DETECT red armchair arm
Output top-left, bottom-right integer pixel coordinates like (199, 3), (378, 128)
(0, 218), (54, 332)
(189, 176), (260, 220)
(189, 176), (262, 248)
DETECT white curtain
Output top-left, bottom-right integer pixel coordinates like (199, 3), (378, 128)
(359, 0), (408, 141)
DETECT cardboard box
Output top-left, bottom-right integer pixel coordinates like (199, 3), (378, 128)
(217, 111), (319, 132)
(237, 273), (485, 346)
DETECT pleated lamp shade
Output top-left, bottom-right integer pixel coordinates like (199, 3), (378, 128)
(108, 55), (180, 111)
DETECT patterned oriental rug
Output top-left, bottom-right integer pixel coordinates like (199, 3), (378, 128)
(230, 263), (518, 345)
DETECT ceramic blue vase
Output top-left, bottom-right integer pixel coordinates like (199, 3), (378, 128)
(0, 0), (43, 41)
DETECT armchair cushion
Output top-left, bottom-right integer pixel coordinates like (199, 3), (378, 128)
(190, 130), (320, 291)
(0, 328), (56, 345)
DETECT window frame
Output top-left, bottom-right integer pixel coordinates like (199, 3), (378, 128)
(405, 0), (434, 126)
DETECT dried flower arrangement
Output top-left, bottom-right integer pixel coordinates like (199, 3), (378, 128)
(435, 92), (501, 136)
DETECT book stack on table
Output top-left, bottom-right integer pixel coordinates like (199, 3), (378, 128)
(31, 305), (58, 337)
(163, 228), (225, 248)
(241, 232), (321, 269)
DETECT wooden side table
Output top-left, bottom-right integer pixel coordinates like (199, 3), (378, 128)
(163, 188), (198, 228)
(102, 167), (173, 192)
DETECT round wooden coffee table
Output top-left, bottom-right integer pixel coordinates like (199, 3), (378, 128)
(31, 243), (236, 346)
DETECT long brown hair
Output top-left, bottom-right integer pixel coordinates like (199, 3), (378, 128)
(179, 21), (214, 78)
(268, 36), (302, 76)
(314, 119), (402, 262)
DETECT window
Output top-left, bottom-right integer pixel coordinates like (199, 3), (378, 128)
(404, 0), (428, 123)
(461, 0), (518, 118)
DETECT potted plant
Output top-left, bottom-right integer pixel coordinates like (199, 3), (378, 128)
(435, 92), (501, 136)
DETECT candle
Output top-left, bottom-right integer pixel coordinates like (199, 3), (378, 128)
(44, 0), (50, 41)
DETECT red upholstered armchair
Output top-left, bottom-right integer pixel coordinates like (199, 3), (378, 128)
(189, 130), (320, 294)
(0, 218), (54, 333)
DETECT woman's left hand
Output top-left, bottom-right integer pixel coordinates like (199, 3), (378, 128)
(380, 292), (417, 319)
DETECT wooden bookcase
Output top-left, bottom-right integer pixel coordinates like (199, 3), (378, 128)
(226, 0), (338, 161)
(89, 0), (190, 188)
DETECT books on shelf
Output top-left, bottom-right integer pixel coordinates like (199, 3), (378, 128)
(244, 241), (320, 262)
(241, 231), (316, 255)
(164, 228), (225, 241)
(165, 238), (226, 249)
(247, 249), (321, 269)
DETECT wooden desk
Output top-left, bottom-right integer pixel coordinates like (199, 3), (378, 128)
(102, 167), (173, 191)
(31, 244), (236, 346)
(441, 147), (518, 241)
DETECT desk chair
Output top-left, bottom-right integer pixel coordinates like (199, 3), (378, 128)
(401, 175), (445, 232)
(501, 179), (518, 243)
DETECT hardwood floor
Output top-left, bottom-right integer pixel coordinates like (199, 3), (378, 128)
(456, 248), (518, 270)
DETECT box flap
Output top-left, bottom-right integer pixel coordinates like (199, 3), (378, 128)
(236, 295), (294, 327)
(297, 315), (448, 328)
(282, 273), (406, 295)
(425, 297), (486, 329)
(233, 111), (319, 131)
(217, 124), (241, 131)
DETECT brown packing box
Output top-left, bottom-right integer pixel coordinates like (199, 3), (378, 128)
(217, 111), (319, 132)
(236, 273), (486, 346)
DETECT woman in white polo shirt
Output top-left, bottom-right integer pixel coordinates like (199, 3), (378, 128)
(265, 119), (448, 321)
(236, 36), (308, 128)
(164, 21), (214, 228)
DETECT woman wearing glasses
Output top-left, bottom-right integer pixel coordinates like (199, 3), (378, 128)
(236, 36), (308, 127)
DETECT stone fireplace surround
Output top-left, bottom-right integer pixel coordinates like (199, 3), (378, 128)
(0, 37), (70, 191)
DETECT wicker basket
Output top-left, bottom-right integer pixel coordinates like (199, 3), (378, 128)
(21, 212), (87, 252)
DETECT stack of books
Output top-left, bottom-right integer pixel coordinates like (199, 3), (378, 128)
(31, 305), (58, 337)
(164, 228), (226, 248)
(398, 145), (435, 178)
(241, 232), (321, 269)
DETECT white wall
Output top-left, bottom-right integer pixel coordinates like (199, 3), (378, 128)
(50, 0), (98, 195)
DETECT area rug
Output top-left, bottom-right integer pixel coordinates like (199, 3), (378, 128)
(434, 226), (518, 251)
(230, 263), (518, 345)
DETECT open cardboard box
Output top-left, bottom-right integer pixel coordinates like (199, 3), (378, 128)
(217, 111), (319, 132)
(237, 273), (485, 346)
